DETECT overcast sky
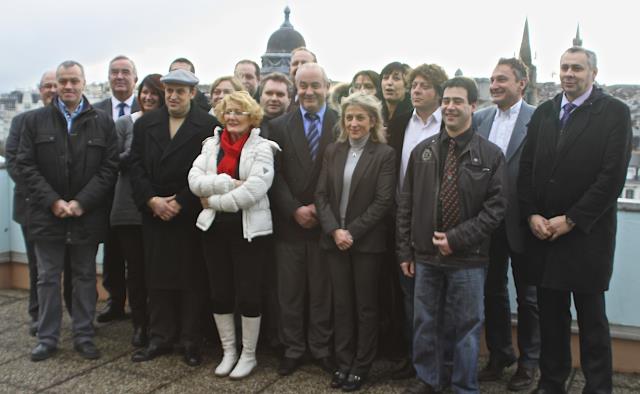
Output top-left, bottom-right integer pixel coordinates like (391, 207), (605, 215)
(1, 0), (636, 92)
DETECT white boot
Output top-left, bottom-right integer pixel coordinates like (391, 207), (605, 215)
(213, 314), (238, 377)
(229, 315), (261, 379)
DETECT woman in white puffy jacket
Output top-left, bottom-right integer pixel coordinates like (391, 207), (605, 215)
(188, 91), (280, 380)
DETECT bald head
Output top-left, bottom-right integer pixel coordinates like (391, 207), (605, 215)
(39, 70), (58, 106)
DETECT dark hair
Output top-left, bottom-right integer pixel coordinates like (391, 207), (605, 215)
(259, 72), (293, 98)
(408, 63), (449, 99)
(497, 57), (529, 82)
(169, 57), (195, 73)
(351, 70), (380, 92)
(57, 60), (85, 79)
(378, 61), (413, 123)
(441, 77), (479, 104)
(137, 74), (165, 109)
(564, 46), (598, 69)
(380, 62), (411, 87)
(235, 59), (260, 78)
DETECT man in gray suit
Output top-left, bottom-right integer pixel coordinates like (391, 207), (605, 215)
(474, 57), (540, 391)
(93, 55), (140, 323)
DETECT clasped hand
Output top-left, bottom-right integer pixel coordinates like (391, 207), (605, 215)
(148, 195), (181, 221)
(528, 214), (574, 241)
(51, 199), (83, 218)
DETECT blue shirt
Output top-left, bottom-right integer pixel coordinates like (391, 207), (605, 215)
(300, 104), (327, 138)
(57, 97), (85, 133)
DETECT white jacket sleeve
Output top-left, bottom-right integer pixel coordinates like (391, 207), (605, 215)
(207, 141), (276, 212)
(188, 139), (236, 197)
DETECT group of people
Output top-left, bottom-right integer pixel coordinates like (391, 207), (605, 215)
(4, 44), (631, 394)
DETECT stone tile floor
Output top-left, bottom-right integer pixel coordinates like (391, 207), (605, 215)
(0, 289), (638, 393)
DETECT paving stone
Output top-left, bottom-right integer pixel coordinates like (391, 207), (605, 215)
(0, 347), (25, 366)
(0, 354), (98, 390)
(0, 382), (33, 394)
(47, 365), (164, 394)
(0, 299), (29, 332)
(0, 289), (30, 299)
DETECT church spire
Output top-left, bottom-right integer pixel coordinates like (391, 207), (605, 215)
(573, 24), (583, 47)
(518, 18), (538, 105)
(519, 18), (532, 65)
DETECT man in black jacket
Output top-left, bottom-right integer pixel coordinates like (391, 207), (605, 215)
(518, 47), (632, 394)
(397, 77), (506, 393)
(18, 60), (119, 362)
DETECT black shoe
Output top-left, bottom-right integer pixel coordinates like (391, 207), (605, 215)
(278, 356), (302, 376)
(507, 365), (538, 391)
(29, 321), (38, 337)
(131, 326), (148, 348)
(317, 356), (337, 374)
(403, 379), (436, 394)
(330, 370), (348, 388)
(74, 341), (101, 360)
(96, 303), (127, 323)
(342, 374), (364, 392)
(391, 358), (416, 380)
(131, 344), (172, 362)
(183, 347), (202, 367)
(478, 357), (517, 382)
(30, 343), (57, 362)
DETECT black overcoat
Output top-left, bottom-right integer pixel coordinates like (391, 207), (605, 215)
(518, 88), (632, 292)
(129, 104), (218, 290)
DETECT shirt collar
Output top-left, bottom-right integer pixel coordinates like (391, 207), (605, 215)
(300, 103), (327, 120)
(411, 107), (442, 126)
(57, 97), (85, 118)
(496, 98), (522, 119)
(111, 94), (135, 110)
(561, 86), (593, 109)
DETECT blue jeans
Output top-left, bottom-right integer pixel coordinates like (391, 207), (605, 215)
(413, 263), (486, 394)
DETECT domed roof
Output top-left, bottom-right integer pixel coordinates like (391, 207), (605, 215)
(266, 7), (306, 54)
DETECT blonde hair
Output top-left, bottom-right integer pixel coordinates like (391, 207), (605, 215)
(338, 93), (386, 144)
(214, 90), (264, 128)
(209, 76), (244, 96)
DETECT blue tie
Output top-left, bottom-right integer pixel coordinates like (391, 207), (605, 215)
(117, 102), (126, 118)
(305, 112), (320, 161)
(560, 102), (576, 130)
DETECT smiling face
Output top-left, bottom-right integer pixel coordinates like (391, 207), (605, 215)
(39, 71), (58, 106)
(343, 104), (373, 140)
(223, 101), (252, 136)
(164, 83), (195, 117)
(211, 80), (236, 109)
(56, 65), (85, 110)
(560, 51), (597, 101)
(381, 70), (407, 104)
(139, 85), (161, 112)
(109, 58), (137, 101)
(490, 64), (525, 110)
(260, 79), (290, 118)
(296, 66), (328, 113)
(441, 86), (476, 135)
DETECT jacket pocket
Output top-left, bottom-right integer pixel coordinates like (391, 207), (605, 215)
(85, 137), (107, 172)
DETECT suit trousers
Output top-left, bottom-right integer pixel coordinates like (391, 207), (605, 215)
(484, 225), (540, 367)
(23, 225), (73, 322)
(537, 287), (612, 394)
(102, 227), (126, 309)
(113, 225), (147, 327)
(327, 250), (381, 376)
(34, 241), (98, 347)
(276, 239), (333, 359)
(148, 288), (202, 349)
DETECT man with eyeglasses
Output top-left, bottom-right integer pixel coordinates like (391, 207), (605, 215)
(94, 55), (141, 324)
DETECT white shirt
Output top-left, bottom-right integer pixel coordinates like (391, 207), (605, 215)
(399, 108), (442, 191)
(488, 99), (523, 155)
(110, 94), (135, 122)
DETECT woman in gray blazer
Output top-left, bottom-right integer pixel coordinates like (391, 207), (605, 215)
(315, 93), (396, 391)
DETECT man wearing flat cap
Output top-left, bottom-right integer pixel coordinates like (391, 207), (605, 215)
(129, 68), (219, 366)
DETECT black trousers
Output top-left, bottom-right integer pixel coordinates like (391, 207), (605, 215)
(537, 287), (612, 394)
(328, 250), (382, 376)
(22, 225), (72, 320)
(113, 225), (147, 327)
(484, 224), (540, 367)
(102, 227), (126, 310)
(202, 217), (265, 317)
(148, 288), (201, 349)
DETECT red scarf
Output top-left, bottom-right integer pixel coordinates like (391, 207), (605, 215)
(217, 128), (250, 177)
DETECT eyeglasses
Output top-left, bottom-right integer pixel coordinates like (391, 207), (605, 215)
(223, 110), (250, 117)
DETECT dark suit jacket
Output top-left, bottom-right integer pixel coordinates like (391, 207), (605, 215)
(386, 111), (412, 174)
(5, 111), (29, 224)
(474, 101), (535, 253)
(93, 96), (140, 118)
(268, 106), (338, 241)
(518, 88), (632, 292)
(128, 104), (217, 289)
(315, 139), (396, 253)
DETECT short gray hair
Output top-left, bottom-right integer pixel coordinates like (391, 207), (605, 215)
(109, 55), (138, 77)
(564, 46), (597, 70)
(294, 63), (329, 86)
(57, 60), (85, 79)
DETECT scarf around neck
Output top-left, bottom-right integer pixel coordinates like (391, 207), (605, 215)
(217, 128), (250, 177)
